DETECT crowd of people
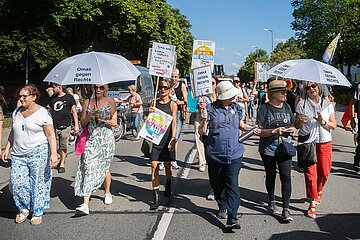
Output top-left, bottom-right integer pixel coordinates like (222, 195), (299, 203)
(0, 69), (357, 230)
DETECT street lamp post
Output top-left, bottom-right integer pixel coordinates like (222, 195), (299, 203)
(263, 28), (273, 52)
(251, 45), (259, 58)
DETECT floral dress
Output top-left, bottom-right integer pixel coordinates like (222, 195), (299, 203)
(74, 102), (115, 197)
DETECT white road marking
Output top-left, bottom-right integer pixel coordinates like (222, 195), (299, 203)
(151, 147), (197, 240)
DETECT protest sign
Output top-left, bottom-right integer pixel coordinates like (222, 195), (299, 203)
(191, 40), (216, 71)
(138, 108), (173, 145)
(149, 42), (176, 78)
(190, 65), (213, 97)
(256, 62), (273, 82)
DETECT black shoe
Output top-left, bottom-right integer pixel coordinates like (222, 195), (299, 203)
(281, 209), (293, 223)
(216, 209), (227, 219)
(58, 167), (65, 173)
(353, 164), (360, 173)
(226, 221), (241, 230)
(150, 189), (160, 210)
(164, 180), (172, 197)
(267, 201), (279, 215)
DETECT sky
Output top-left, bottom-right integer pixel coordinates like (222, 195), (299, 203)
(167, 0), (296, 75)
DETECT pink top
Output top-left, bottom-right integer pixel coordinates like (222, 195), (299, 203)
(129, 93), (143, 113)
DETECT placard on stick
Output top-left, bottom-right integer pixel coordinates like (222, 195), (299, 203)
(149, 42), (176, 79)
(190, 65), (213, 97)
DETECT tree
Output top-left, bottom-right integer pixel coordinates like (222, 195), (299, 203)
(291, 0), (360, 77)
(237, 49), (270, 82)
(270, 37), (307, 65)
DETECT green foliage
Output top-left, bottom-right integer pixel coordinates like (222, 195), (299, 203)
(291, 0), (360, 70)
(238, 49), (270, 82)
(271, 37), (307, 65)
(0, 0), (193, 77)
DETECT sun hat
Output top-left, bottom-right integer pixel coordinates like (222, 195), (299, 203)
(233, 77), (240, 82)
(216, 81), (241, 100)
(267, 79), (287, 92)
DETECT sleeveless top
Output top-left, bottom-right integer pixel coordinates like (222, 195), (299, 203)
(174, 82), (184, 109)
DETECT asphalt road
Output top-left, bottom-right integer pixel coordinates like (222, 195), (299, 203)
(0, 110), (359, 240)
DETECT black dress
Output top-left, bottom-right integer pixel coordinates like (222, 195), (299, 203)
(150, 100), (175, 162)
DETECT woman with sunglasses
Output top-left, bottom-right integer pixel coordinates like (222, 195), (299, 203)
(254, 79), (296, 223)
(149, 79), (177, 210)
(2, 84), (57, 225)
(295, 82), (336, 219)
(74, 84), (117, 215)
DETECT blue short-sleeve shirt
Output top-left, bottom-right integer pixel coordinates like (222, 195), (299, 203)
(205, 101), (244, 164)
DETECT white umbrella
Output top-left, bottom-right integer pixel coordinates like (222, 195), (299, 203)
(267, 59), (351, 87)
(43, 51), (141, 85)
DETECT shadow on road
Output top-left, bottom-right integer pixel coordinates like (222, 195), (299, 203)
(51, 177), (81, 210)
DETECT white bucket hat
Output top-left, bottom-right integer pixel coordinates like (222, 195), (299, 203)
(216, 81), (241, 100)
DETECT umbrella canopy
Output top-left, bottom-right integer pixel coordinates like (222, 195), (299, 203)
(267, 59), (351, 87)
(44, 51), (141, 85)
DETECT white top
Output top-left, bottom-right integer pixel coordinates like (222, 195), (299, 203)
(296, 98), (334, 143)
(73, 94), (82, 112)
(236, 88), (246, 108)
(12, 107), (53, 155)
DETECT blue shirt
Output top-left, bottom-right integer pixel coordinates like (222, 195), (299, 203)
(205, 101), (244, 164)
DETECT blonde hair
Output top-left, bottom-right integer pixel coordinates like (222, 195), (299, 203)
(302, 82), (322, 99)
(128, 85), (136, 92)
(172, 68), (180, 76)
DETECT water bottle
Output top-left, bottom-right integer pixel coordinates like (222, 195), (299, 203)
(238, 126), (257, 143)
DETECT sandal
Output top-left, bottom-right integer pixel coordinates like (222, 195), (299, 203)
(15, 209), (29, 224)
(30, 216), (42, 225)
(315, 192), (322, 205)
(307, 205), (317, 219)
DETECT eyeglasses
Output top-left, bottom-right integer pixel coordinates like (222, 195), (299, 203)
(19, 94), (32, 100)
(94, 86), (105, 90)
(305, 84), (318, 90)
(159, 86), (170, 90)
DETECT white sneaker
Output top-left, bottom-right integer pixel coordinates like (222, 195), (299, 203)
(171, 161), (180, 169)
(159, 162), (164, 170)
(199, 164), (206, 172)
(76, 204), (89, 215)
(104, 194), (113, 205)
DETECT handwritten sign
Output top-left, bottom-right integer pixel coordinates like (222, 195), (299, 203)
(191, 40), (216, 71)
(190, 65), (213, 97)
(149, 42), (176, 78)
(256, 62), (273, 82)
(138, 108), (173, 145)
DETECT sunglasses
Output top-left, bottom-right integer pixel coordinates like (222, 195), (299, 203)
(94, 86), (105, 90)
(305, 84), (318, 90)
(212, 82), (216, 85)
(159, 86), (170, 90)
(19, 94), (32, 100)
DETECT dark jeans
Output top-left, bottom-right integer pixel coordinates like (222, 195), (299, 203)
(354, 131), (360, 167)
(260, 153), (292, 209)
(207, 156), (242, 223)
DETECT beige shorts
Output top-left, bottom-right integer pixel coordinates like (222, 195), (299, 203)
(55, 126), (71, 150)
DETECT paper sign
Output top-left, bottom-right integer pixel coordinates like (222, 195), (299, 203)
(149, 42), (176, 78)
(191, 40), (216, 71)
(256, 62), (273, 82)
(191, 65), (213, 97)
(138, 108), (173, 145)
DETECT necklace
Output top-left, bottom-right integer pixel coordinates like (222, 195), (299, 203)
(21, 104), (38, 131)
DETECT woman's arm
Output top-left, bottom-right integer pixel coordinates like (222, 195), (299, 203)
(1, 128), (13, 162)
(80, 99), (92, 127)
(43, 124), (58, 168)
(322, 113), (336, 130)
(168, 101), (178, 150)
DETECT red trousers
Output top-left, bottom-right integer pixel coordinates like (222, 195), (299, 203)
(304, 141), (332, 200)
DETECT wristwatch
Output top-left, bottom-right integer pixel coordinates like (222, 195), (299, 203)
(322, 120), (326, 126)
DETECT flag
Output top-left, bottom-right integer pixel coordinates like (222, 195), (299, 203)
(322, 33), (340, 64)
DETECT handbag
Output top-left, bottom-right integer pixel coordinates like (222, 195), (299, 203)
(75, 126), (88, 156)
(141, 139), (153, 158)
(297, 134), (317, 168)
(341, 100), (353, 131)
(275, 137), (296, 160)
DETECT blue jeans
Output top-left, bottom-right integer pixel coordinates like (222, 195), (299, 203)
(248, 101), (254, 119)
(207, 156), (243, 224)
(175, 110), (183, 140)
(132, 112), (143, 134)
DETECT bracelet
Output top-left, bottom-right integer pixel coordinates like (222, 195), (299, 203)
(322, 120), (326, 126)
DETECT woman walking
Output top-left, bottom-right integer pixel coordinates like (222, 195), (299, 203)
(124, 85), (143, 141)
(2, 84), (57, 225)
(149, 79), (177, 210)
(295, 82), (336, 218)
(255, 79), (296, 223)
(74, 84), (117, 215)
(198, 81), (252, 230)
